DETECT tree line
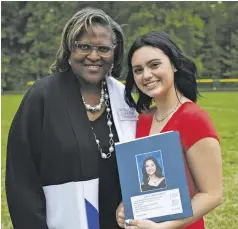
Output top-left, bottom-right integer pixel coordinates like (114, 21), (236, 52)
(1, 1), (238, 90)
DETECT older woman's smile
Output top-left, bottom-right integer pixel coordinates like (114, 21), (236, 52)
(85, 64), (102, 72)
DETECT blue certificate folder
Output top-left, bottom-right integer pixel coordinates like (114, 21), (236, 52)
(115, 131), (193, 223)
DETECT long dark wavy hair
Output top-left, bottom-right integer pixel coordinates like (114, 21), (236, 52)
(142, 156), (163, 185)
(125, 31), (199, 113)
(50, 7), (125, 78)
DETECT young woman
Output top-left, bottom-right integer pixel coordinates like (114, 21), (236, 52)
(141, 156), (166, 192)
(116, 31), (222, 229)
(5, 7), (137, 229)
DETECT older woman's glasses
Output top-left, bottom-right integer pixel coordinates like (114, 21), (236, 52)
(74, 42), (115, 57)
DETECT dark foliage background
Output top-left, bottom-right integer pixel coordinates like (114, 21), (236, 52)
(1, 1), (238, 90)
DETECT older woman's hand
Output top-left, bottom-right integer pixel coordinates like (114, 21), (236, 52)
(116, 202), (125, 228)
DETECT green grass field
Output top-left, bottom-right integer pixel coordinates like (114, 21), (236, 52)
(1, 92), (238, 229)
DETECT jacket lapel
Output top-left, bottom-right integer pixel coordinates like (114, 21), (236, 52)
(57, 69), (99, 180)
(106, 76), (138, 143)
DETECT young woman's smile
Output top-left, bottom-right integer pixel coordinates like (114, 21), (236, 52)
(144, 80), (161, 90)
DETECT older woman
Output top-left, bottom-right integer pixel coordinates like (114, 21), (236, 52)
(6, 7), (137, 229)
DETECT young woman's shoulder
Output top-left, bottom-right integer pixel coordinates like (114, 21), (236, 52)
(180, 101), (204, 115)
(179, 101), (213, 124)
(178, 101), (219, 150)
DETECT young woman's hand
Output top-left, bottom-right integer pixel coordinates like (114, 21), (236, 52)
(125, 219), (157, 229)
(116, 202), (125, 228)
(125, 219), (173, 229)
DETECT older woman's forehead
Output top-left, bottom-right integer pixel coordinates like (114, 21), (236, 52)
(76, 26), (114, 42)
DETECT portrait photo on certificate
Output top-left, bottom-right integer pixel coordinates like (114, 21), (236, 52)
(136, 150), (167, 192)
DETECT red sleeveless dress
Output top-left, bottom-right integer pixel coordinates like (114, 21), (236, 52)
(136, 102), (219, 229)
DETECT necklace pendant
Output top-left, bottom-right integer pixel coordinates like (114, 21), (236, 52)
(107, 120), (112, 126)
(101, 153), (107, 159)
(109, 146), (114, 153)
